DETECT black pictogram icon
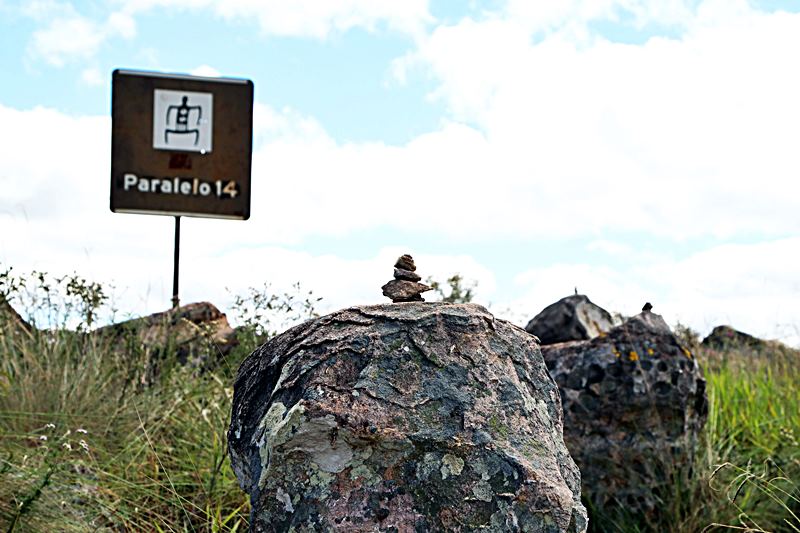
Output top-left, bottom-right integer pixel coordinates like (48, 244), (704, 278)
(165, 95), (203, 145)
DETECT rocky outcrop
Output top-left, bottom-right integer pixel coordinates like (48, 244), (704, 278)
(541, 310), (707, 518)
(525, 295), (614, 345)
(702, 325), (770, 352)
(94, 301), (237, 368)
(229, 303), (587, 532)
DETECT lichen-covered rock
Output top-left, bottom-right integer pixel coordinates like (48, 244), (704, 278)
(229, 303), (587, 532)
(525, 295), (614, 345)
(541, 310), (707, 517)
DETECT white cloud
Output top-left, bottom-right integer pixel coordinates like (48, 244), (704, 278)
(190, 65), (221, 77)
(391, 3), (800, 240)
(29, 14), (106, 66)
(21, 0), (432, 67)
(586, 239), (634, 256)
(206, 0), (434, 39)
(81, 66), (104, 86)
(106, 11), (136, 39)
(502, 0), (700, 34)
(25, 4), (137, 66)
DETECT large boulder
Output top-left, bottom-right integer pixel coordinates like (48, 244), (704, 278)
(541, 310), (707, 518)
(94, 301), (238, 368)
(525, 295), (614, 345)
(229, 303), (588, 532)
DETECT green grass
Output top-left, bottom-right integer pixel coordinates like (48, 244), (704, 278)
(0, 272), (798, 532)
(0, 318), (253, 532)
(697, 343), (800, 532)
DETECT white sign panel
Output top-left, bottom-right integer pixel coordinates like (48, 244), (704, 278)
(152, 89), (213, 153)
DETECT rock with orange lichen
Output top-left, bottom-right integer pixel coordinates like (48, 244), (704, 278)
(541, 310), (707, 521)
(228, 302), (588, 532)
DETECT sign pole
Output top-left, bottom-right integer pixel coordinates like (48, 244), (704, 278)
(172, 215), (181, 308)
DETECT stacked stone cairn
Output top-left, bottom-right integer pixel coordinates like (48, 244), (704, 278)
(381, 254), (432, 302)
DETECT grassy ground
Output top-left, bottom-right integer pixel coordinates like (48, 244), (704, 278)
(0, 276), (798, 532)
(0, 322), (251, 532)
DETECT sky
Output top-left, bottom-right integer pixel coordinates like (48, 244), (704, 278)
(1, 0), (799, 345)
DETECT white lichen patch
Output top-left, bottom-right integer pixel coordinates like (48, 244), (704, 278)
(440, 454), (465, 479)
(257, 402), (305, 487)
(276, 487), (294, 513)
(471, 459), (490, 481)
(281, 415), (354, 473)
(259, 402), (288, 435)
(472, 480), (493, 502)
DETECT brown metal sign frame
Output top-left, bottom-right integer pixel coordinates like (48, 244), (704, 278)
(110, 69), (253, 220)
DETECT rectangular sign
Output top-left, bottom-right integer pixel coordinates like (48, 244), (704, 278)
(111, 69), (253, 220)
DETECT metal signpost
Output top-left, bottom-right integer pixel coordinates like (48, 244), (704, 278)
(111, 69), (253, 307)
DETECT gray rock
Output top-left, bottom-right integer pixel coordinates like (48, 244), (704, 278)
(525, 294), (614, 345)
(228, 303), (588, 533)
(393, 267), (422, 282)
(541, 310), (707, 519)
(382, 279), (431, 303)
(702, 325), (770, 352)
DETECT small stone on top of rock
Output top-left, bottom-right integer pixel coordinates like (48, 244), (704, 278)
(382, 254), (432, 303)
(395, 254), (415, 271)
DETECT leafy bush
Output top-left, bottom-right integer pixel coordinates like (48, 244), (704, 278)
(426, 274), (477, 303)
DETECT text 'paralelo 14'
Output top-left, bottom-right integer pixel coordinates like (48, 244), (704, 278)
(122, 173), (240, 198)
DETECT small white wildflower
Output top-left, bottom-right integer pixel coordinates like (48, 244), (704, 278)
(79, 439), (89, 452)
(76, 428), (88, 434)
(39, 435), (48, 441)
(62, 442), (72, 451)
(45, 423), (56, 430)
